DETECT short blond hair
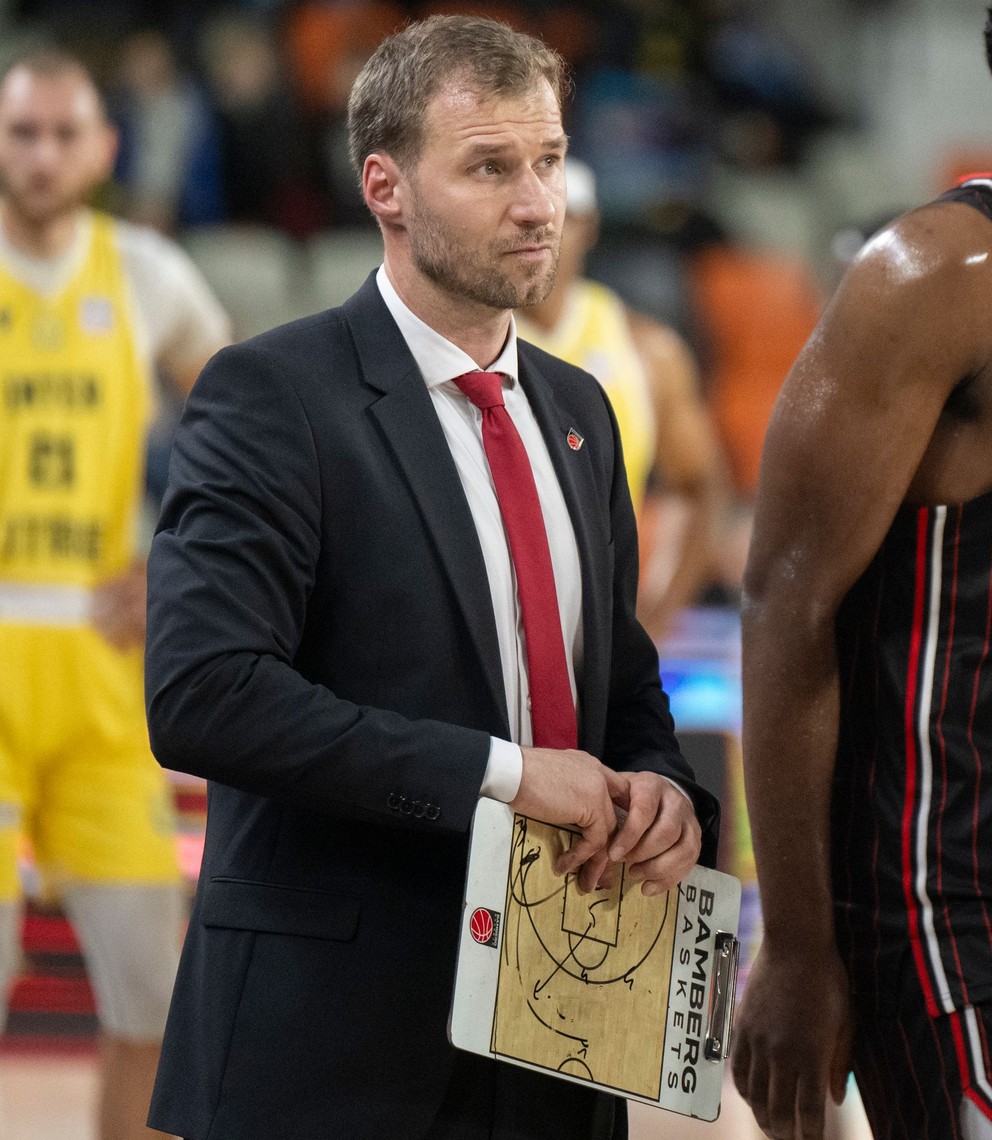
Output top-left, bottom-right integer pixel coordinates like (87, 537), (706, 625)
(347, 14), (568, 179)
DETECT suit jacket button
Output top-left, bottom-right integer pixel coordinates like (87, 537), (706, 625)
(400, 797), (413, 814)
(387, 793), (402, 811)
(413, 800), (426, 818)
(425, 804), (440, 821)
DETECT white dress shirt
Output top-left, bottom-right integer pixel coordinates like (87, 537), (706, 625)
(376, 267), (584, 802)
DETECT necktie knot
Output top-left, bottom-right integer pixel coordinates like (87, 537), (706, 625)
(454, 371), (505, 411)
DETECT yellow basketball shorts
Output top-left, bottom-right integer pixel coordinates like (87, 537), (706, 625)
(0, 623), (180, 901)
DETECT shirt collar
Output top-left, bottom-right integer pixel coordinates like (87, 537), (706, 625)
(376, 264), (519, 391)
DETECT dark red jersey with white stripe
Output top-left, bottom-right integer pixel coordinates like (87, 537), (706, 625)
(833, 482), (992, 1018)
(832, 179), (992, 1019)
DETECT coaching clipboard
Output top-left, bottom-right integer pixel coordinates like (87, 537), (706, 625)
(449, 798), (741, 1122)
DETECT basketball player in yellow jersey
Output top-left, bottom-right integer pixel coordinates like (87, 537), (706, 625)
(0, 52), (229, 1139)
(517, 159), (725, 638)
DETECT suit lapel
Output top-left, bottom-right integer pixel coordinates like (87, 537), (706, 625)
(518, 350), (611, 755)
(342, 278), (510, 736)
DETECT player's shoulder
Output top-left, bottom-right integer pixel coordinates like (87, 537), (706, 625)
(105, 215), (190, 267)
(106, 214), (211, 301)
(851, 194), (992, 290)
(575, 277), (622, 309)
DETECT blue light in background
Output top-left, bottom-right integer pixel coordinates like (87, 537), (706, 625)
(657, 606), (742, 731)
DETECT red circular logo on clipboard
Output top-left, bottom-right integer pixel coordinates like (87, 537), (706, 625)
(470, 907), (498, 947)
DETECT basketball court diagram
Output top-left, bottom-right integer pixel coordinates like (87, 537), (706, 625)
(491, 813), (676, 1100)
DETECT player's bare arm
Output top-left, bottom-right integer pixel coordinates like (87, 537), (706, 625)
(628, 313), (726, 638)
(733, 200), (992, 1140)
(91, 557), (147, 649)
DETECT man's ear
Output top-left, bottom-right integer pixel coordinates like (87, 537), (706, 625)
(363, 153), (406, 227)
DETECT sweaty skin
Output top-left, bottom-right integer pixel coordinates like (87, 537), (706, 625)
(734, 200), (992, 1140)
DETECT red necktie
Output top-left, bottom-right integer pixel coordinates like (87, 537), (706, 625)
(454, 371), (577, 749)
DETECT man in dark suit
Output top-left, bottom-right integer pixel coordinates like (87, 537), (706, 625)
(144, 15), (719, 1140)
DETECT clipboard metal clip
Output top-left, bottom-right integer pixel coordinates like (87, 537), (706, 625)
(704, 931), (739, 1063)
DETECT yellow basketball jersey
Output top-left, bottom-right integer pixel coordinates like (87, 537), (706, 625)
(517, 280), (656, 509)
(0, 212), (151, 587)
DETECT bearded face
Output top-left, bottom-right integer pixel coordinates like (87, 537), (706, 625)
(0, 69), (115, 229)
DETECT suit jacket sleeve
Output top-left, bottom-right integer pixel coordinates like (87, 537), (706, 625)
(145, 338), (492, 836)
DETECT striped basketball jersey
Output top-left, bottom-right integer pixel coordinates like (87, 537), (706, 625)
(833, 180), (992, 1018)
(834, 494), (992, 1016)
(516, 281), (656, 511)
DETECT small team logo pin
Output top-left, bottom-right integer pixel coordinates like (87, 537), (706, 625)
(566, 428), (584, 452)
(469, 907), (500, 948)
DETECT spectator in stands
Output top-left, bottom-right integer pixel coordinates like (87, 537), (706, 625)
(283, 1), (405, 228)
(199, 11), (326, 239)
(109, 28), (223, 234)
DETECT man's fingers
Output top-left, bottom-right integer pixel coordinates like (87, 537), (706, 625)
(796, 1073), (828, 1140)
(607, 796), (657, 863)
(603, 765), (630, 806)
(606, 772), (663, 861)
(829, 1027), (851, 1105)
(746, 1052), (773, 1136)
(627, 819), (700, 895)
(731, 1033), (752, 1102)
(595, 861), (619, 891)
(622, 810), (685, 869)
(554, 799), (615, 876)
(766, 1066), (801, 1140)
(576, 848), (610, 894)
(555, 830), (602, 876)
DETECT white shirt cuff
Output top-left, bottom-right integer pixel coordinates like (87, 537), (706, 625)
(480, 737), (523, 802)
(479, 743), (690, 809)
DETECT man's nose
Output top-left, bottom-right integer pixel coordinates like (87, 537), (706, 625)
(508, 166), (559, 229)
(28, 133), (61, 172)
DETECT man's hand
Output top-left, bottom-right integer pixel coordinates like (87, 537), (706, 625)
(512, 758), (701, 896)
(732, 941), (852, 1140)
(512, 747), (628, 880)
(91, 559), (147, 650)
(603, 771), (701, 895)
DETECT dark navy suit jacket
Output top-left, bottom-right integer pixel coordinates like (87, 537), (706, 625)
(144, 274), (719, 1139)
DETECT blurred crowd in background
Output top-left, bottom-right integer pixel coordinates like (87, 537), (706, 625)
(2, 0), (989, 584)
(0, 0), (861, 603)
(2, 0), (839, 238)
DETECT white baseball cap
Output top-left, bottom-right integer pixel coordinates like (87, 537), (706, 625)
(565, 157), (598, 217)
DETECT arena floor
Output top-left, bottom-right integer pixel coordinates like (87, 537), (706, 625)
(0, 1051), (871, 1139)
